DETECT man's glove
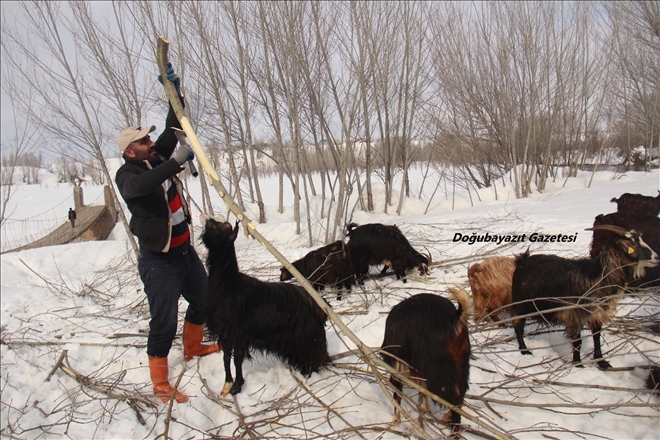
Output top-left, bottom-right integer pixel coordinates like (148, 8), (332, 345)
(158, 62), (182, 96)
(173, 144), (194, 165)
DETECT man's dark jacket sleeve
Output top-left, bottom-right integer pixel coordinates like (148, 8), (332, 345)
(153, 97), (184, 160)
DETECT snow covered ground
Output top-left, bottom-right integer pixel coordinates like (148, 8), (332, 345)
(1, 165), (659, 439)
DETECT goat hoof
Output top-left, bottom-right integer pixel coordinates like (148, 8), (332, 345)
(221, 382), (233, 397)
(597, 360), (612, 370)
(230, 381), (244, 395)
(521, 350), (532, 356)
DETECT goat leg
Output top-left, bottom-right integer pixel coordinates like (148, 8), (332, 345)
(514, 319), (531, 355)
(221, 345), (234, 396)
(417, 391), (427, 428)
(393, 262), (406, 282)
(230, 347), (246, 395)
(571, 339), (584, 367)
(590, 324), (612, 370)
(567, 326), (584, 367)
(388, 374), (404, 427)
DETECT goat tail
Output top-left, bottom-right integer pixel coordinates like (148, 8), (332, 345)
(448, 287), (472, 328)
(346, 222), (359, 236)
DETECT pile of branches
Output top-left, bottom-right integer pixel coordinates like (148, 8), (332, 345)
(2, 217), (658, 439)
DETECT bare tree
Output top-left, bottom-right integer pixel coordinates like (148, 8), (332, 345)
(348, 2), (375, 212)
(264, 1), (306, 235)
(0, 1), (150, 254)
(363, 3), (408, 212)
(393, 2), (431, 215)
(174, 1), (246, 213)
(307, 2), (362, 238)
(427, 2), (611, 198)
(0, 86), (41, 225)
(606, 1), (660, 171)
(228, 1), (266, 222)
(252, 2), (291, 215)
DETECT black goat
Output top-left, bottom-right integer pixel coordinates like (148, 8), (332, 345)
(610, 191), (660, 216)
(380, 288), (471, 431)
(647, 366), (660, 391)
(201, 218), (330, 396)
(511, 225), (658, 370)
(280, 240), (355, 300)
(589, 213), (660, 287)
(346, 222), (431, 284)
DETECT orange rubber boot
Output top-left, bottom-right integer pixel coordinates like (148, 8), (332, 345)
(183, 321), (220, 361)
(148, 356), (189, 403)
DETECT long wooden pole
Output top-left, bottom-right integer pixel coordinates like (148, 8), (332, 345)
(156, 35), (514, 440)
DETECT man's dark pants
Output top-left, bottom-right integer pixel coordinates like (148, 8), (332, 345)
(138, 245), (208, 358)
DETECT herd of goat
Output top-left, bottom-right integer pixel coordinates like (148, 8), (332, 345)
(199, 191), (660, 432)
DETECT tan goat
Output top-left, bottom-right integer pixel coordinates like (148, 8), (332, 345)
(467, 256), (516, 324)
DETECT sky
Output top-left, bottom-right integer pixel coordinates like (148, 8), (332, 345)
(1, 162), (659, 439)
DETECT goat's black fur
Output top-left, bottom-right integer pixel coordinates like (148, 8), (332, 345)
(590, 213), (660, 287)
(346, 222), (430, 284)
(280, 240), (355, 300)
(646, 366), (660, 391)
(201, 218), (330, 396)
(511, 227), (658, 370)
(380, 289), (471, 431)
(610, 191), (660, 216)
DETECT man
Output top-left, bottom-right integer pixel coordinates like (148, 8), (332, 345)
(115, 64), (218, 403)
(68, 208), (76, 228)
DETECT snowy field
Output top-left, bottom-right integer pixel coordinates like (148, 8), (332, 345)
(1, 163), (659, 439)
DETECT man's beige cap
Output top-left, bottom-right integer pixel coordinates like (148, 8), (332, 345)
(117, 125), (156, 152)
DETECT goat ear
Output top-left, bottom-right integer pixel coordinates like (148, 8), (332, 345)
(230, 220), (240, 241)
(623, 229), (639, 240)
(617, 237), (638, 258)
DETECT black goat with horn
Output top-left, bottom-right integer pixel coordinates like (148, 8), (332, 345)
(201, 217), (330, 396)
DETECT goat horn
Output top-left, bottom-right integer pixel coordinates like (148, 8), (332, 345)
(585, 224), (629, 235)
(423, 246), (433, 266)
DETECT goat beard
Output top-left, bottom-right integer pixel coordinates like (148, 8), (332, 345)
(633, 261), (654, 280)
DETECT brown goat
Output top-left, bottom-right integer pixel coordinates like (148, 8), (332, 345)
(610, 191), (660, 216)
(512, 225), (658, 370)
(467, 256), (516, 324)
(589, 213), (660, 287)
(380, 288), (471, 431)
